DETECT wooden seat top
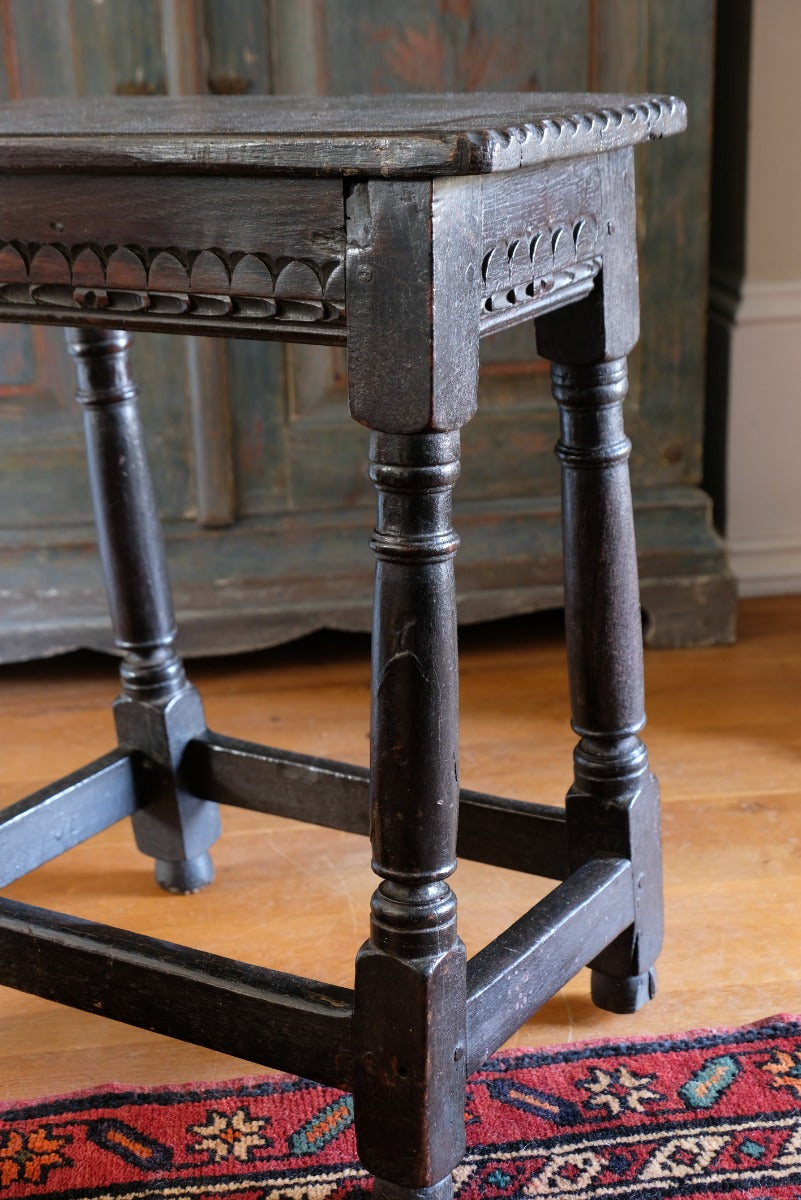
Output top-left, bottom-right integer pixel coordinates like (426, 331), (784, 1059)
(0, 92), (686, 178)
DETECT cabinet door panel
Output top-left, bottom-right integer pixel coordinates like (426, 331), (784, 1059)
(319, 0), (589, 94)
(70, 0), (166, 96)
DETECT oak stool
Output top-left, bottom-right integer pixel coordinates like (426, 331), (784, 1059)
(0, 94), (685, 1199)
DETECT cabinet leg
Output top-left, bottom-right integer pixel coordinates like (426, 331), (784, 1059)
(66, 327), (219, 893)
(552, 357), (662, 1013)
(353, 432), (466, 1196)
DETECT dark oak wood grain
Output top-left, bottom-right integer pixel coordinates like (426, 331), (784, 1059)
(0, 92), (685, 175)
(465, 857), (633, 1074)
(182, 733), (571, 879)
(0, 897), (353, 1088)
(0, 750), (136, 887)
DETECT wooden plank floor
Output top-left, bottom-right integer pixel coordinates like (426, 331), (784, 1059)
(1, 594), (799, 1102)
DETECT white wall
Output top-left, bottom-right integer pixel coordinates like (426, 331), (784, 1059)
(713, 0), (801, 594)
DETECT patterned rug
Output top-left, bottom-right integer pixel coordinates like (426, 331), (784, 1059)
(2, 1016), (801, 1199)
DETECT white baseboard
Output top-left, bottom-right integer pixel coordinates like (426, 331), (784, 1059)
(728, 534), (801, 597)
(710, 272), (801, 325)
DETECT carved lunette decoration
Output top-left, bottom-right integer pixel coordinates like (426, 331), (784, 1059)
(0, 216), (602, 335)
(0, 241), (346, 326)
(479, 215), (602, 334)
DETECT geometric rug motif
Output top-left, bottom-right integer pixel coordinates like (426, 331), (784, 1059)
(2, 1016), (801, 1198)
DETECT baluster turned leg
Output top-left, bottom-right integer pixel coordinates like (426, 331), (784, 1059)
(66, 327), (219, 894)
(553, 357), (662, 1012)
(353, 432), (467, 1200)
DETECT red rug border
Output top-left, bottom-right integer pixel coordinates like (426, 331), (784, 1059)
(3, 1013), (801, 1200)
(2, 1012), (797, 1113)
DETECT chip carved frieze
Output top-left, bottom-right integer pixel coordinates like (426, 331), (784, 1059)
(0, 215), (603, 334)
(0, 240), (346, 326)
(480, 214), (602, 324)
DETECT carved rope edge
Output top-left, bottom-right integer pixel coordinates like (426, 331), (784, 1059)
(463, 95), (687, 171)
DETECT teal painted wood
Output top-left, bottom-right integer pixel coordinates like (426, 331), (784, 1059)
(0, 0), (214, 542)
(633, 0), (718, 493)
(0, 0), (734, 660)
(71, 0), (167, 96)
(9, 0), (74, 97)
(319, 0), (590, 95)
(202, 0), (272, 94)
(0, 12), (11, 101)
(226, 339), (288, 517)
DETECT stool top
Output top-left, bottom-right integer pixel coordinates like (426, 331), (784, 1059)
(0, 92), (686, 177)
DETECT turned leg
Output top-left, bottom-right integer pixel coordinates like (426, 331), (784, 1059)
(353, 432), (467, 1200)
(553, 357), (662, 1013)
(66, 327), (219, 894)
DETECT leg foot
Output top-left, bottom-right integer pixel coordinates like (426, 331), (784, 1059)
(373, 1177), (453, 1200)
(154, 851), (215, 895)
(591, 966), (657, 1014)
(547, 357), (663, 1013)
